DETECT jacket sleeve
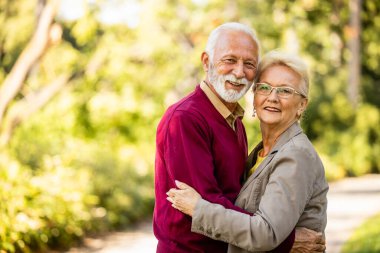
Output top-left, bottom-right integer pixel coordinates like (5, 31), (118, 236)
(164, 110), (250, 214)
(191, 146), (317, 251)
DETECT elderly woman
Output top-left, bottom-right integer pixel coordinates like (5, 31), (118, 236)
(167, 50), (328, 253)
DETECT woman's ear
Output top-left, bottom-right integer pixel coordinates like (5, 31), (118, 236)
(298, 98), (308, 115)
(201, 52), (210, 72)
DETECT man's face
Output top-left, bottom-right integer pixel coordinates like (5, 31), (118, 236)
(208, 30), (259, 103)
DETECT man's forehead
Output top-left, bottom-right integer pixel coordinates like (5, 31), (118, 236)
(214, 32), (258, 55)
(215, 47), (259, 62)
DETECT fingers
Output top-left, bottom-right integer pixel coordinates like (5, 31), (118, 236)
(166, 188), (178, 198)
(166, 192), (188, 214)
(166, 189), (183, 204)
(309, 231), (324, 243)
(317, 244), (326, 252)
(295, 227), (325, 244)
(316, 233), (325, 245)
(166, 194), (179, 207)
(166, 196), (174, 204)
(310, 242), (326, 252)
(166, 196), (182, 212)
(175, 180), (190, 189)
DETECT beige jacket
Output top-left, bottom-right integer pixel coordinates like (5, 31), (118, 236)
(191, 122), (328, 252)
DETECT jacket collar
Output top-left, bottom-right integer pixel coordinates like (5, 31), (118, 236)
(241, 122), (303, 189)
(269, 122), (303, 156)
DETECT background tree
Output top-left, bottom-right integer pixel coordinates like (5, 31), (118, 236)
(0, 0), (65, 145)
(347, 0), (362, 108)
(0, 0), (379, 251)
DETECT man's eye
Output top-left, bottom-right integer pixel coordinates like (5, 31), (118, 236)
(245, 62), (257, 69)
(222, 58), (236, 63)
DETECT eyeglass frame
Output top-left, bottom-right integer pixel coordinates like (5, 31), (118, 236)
(253, 82), (307, 99)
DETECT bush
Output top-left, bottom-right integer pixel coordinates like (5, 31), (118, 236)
(342, 213), (380, 253)
(1, 102), (155, 251)
(310, 103), (380, 178)
(0, 154), (94, 252)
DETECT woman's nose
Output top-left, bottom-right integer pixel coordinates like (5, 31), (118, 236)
(267, 87), (280, 100)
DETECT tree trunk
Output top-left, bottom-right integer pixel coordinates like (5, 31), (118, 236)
(0, 74), (70, 146)
(347, 0), (362, 108)
(0, 0), (59, 124)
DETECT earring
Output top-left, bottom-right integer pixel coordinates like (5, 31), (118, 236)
(297, 110), (303, 119)
(252, 108), (256, 117)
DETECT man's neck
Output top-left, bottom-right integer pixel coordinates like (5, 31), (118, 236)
(204, 81), (237, 112)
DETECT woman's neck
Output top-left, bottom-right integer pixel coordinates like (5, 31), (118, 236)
(260, 121), (296, 156)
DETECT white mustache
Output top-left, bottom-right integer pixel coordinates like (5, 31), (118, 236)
(222, 74), (251, 86)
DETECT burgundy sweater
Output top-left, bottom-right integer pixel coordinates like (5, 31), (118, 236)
(153, 85), (294, 253)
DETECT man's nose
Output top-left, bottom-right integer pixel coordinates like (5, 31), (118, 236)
(232, 61), (245, 79)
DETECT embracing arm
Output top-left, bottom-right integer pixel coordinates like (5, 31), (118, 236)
(169, 147), (325, 251)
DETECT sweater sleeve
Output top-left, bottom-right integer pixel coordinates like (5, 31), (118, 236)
(164, 110), (250, 215)
(191, 146), (316, 251)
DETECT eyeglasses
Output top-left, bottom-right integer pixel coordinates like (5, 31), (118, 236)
(254, 82), (306, 98)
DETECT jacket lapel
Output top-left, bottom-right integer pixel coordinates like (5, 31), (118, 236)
(240, 122), (303, 193)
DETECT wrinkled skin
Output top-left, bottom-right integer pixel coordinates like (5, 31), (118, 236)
(292, 227), (326, 253)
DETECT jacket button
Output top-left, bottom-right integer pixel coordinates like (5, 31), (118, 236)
(215, 233), (221, 238)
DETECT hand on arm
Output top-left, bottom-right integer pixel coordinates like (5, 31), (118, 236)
(291, 227), (326, 253)
(167, 180), (201, 216)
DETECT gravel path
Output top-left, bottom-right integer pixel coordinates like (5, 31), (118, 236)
(66, 174), (380, 253)
(325, 174), (380, 252)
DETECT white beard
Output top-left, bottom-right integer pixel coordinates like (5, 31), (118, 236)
(209, 64), (253, 103)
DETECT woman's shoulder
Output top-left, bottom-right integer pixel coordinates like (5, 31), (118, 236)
(283, 132), (318, 156)
(276, 133), (325, 176)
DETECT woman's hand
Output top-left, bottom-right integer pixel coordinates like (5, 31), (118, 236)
(166, 180), (202, 217)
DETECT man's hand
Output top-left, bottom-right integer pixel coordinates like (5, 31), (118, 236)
(291, 227), (326, 253)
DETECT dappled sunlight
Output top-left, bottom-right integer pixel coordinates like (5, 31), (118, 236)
(0, 0), (379, 252)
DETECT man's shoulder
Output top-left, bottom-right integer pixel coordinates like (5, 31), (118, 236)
(166, 86), (211, 117)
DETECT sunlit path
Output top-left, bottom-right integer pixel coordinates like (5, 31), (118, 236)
(65, 220), (157, 253)
(325, 174), (380, 253)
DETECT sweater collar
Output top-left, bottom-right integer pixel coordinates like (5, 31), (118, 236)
(200, 81), (244, 120)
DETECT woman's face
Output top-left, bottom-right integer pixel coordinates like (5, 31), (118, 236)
(254, 64), (308, 130)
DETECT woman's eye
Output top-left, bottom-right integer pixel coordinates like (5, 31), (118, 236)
(259, 85), (271, 90)
(280, 88), (292, 94)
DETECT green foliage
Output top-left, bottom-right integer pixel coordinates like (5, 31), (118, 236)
(3, 93), (155, 250)
(0, 0), (35, 73)
(0, 154), (93, 252)
(313, 103), (380, 178)
(1, 0), (380, 251)
(342, 213), (380, 253)
(361, 1), (380, 107)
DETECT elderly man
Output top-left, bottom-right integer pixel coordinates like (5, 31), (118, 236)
(153, 22), (324, 253)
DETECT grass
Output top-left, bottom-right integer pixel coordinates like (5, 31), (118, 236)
(341, 213), (380, 253)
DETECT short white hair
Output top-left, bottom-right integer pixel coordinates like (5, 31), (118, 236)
(255, 50), (310, 98)
(205, 22), (260, 62)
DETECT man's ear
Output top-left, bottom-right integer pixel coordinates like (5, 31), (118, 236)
(201, 52), (210, 72)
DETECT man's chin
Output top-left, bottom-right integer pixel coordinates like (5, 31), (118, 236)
(220, 93), (244, 103)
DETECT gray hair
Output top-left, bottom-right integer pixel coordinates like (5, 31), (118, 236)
(205, 22), (261, 62)
(255, 50), (310, 98)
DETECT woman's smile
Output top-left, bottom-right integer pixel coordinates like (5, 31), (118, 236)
(263, 106), (281, 112)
